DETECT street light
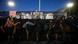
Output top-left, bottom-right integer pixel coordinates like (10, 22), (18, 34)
(67, 2), (74, 8)
(8, 1), (15, 7)
(66, 2), (74, 17)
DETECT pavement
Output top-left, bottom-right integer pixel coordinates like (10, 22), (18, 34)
(0, 41), (63, 44)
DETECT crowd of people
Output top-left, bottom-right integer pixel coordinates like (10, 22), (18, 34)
(0, 16), (78, 42)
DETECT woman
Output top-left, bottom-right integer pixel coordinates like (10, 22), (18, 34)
(4, 16), (20, 44)
(4, 16), (19, 41)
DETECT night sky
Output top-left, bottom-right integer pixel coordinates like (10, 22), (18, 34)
(0, 0), (69, 11)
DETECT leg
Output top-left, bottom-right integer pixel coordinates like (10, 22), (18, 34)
(36, 32), (39, 41)
(46, 32), (49, 40)
(27, 31), (29, 40)
(26, 29), (29, 40)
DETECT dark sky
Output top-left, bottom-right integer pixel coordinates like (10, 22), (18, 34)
(0, 0), (69, 11)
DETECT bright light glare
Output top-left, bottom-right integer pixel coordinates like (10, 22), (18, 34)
(67, 2), (74, 8)
(8, 1), (15, 7)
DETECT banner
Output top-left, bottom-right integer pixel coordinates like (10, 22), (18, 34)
(9, 11), (16, 17)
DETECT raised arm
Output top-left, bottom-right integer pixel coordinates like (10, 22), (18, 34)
(13, 22), (20, 34)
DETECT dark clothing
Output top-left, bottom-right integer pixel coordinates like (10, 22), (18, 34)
(43, 24), (49, 32)
(6, 27), (14, 35)
(26, 24), (34, 31)
(53, 21), (62, 33)
(35, 23), (41, 32)
(23, 21), (35, 32)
